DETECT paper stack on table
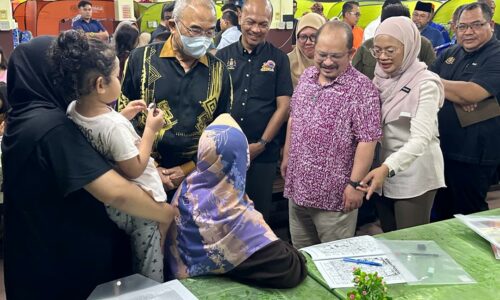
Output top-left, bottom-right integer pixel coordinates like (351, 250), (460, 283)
(455, 214), (500, 259)
(301, 236), (416, 289)
(301, 236), (476, 289)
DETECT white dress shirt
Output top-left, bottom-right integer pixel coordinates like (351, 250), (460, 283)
(217, 26), (242, 50)
(380, 80), (446, 199)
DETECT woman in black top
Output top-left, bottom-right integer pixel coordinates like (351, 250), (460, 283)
(2, 36), (176, 299)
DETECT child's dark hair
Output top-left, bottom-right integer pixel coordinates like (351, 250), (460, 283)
(50, 30), (116, 101)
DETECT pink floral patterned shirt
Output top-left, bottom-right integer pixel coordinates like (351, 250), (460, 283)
(284, 65), (382, 211)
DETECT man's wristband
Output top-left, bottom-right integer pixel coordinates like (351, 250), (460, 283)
(257, 138), (269, 147)
(348, 179), (362, 189)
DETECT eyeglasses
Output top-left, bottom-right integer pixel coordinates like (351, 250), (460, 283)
(456, 22), (488, 32)
(369, 47), (401, 58)
(176, 19), (215, 38)
(297, 34), (316, 43)
(315, 51), (349, 61)
(348, 12), (361, 17)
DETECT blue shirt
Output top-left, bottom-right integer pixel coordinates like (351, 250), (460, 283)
(429, 21), (451, 43)
(421, 24), (445, 48)
(72, 19), (106, 33)
(435, 35), (456, 57)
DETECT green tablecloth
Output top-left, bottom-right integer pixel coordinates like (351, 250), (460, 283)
(181, 275), (335, 299)
(306, 209), (500, 300)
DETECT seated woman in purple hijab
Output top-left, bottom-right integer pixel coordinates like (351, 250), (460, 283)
(165, 113), (307, 288)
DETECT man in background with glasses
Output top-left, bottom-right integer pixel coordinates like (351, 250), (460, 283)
(412, 1), (445, 48)
(217, 0), (293, 223)
(342, 1), (364, 50)
(119, 0), (232, 199)
(431, 2), (500, 220)
(282, 21), (381, 248)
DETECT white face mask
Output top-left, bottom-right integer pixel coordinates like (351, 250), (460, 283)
(179, 34), (212, 58)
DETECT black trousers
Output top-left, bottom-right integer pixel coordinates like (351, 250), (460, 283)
(433, 159), (497, 221)
(226, 240), (307, 289)
(245, 162), (277, 222)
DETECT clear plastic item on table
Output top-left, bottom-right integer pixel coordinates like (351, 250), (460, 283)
(377, 239), (476, 286)
(87, 274), (198, 300)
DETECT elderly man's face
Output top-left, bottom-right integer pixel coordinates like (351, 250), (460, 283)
(314, 28), (353, 82)
(240, 3), (272, 50)
(169, 5), (216, 52)
(457, 7), (494, 52)
(412, 10), (432, 29)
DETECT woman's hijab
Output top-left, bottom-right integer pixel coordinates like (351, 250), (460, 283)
(165, 114), (277, 279)
(288, 13), (325, 88)
(373, 16), (444, 123)
(2, 36), (69, 177)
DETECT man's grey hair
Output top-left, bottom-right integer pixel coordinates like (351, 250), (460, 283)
(172, 0), (216, 21)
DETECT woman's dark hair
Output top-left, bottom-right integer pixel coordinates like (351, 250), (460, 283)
(50, 30), (116, 101)
(114, 23), (139, 57)
(381, 4), (410, 22)
(0, 47), (7, 70)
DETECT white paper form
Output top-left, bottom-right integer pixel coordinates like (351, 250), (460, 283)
(314, 254), (416, 289)
(301, 235), (387, 260)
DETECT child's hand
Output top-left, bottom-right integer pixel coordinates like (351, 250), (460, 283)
(145, 107), (165, 132)
(120, 100), (147, 120)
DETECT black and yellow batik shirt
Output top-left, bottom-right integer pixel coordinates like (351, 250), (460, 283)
(119, 37), (233, 169)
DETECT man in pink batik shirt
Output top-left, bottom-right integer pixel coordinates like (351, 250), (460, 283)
(281, 21), (382, 249)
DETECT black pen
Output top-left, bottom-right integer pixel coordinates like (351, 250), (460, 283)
(397, 252), (440, 257)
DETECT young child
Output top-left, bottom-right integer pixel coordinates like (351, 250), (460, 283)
(50, 30), (171, 282)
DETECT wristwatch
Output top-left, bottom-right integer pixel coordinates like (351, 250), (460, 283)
(348, 179), (362, 189)
(257, 138), (269, 147)
(388, 168), (395, 178)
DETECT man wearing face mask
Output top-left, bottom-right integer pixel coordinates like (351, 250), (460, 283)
(119, 0), (232, 199)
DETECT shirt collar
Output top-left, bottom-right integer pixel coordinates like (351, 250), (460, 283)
(237, 38), (265, 56)
(223, 26), (239, 35)
(159, 36), (209, 67)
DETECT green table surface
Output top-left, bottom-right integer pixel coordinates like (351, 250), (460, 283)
(306, 209), (500, 300)
(181, 275), (335, 299)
